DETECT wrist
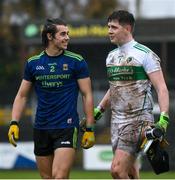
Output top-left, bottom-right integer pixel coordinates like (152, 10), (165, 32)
(94, 105), (104, 121)
(97, 105), (105, 113)
(158, 113), (169, 131)
(160, 112), (169, 123)
(10, 120), (19, 126)
(86, 124), (95, 132)
(160, 112), (169, 118)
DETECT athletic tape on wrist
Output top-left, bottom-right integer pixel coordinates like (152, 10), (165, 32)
(97, 105), (105, 112)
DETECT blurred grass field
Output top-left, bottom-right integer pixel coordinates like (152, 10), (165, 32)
(0, 170), (175, 179)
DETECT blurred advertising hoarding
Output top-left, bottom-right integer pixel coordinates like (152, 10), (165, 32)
(83, 145), (113, 170)
(0, 142), (36, 169)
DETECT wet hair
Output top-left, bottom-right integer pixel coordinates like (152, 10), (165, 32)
(41, 18), (67, 47)
(107, 10), (135, 33)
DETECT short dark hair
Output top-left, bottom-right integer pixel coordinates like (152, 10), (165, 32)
(107, 10), (135, 32)
(41, 18), (67, 47)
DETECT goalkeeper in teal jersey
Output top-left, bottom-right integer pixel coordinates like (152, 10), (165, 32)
(84, 10), (169, 179)
(8, 18), (95, 179)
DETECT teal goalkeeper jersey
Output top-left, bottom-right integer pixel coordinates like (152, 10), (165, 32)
(24, 50), (89, 129)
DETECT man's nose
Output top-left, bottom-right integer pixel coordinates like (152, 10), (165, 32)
(65, 34), (70, 40)
(108, 27), (112, 34)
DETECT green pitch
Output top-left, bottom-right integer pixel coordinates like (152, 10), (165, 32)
(0, 170), (175, 179)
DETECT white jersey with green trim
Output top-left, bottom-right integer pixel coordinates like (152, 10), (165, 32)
(106, 40), (161, 123)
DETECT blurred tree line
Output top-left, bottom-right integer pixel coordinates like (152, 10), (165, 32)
(0, 0), (123, 105)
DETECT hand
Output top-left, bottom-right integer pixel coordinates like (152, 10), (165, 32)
(156, 112), (169, 132)
(8, 121), (19, 147)
(81, 127), (95, 149)
(79, 106), (104, 132)
(94, 106), (104, 121)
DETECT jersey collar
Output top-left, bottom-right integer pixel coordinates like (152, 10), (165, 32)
(119, 39), (137, 50)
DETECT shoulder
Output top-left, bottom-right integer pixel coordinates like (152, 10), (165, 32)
(27, 51), (45, 63)
(106, 48), (118, 60)
(108, 48), (118, 55)
(134, 42), (160, 60)
(133, 42), (151, 54)
(64, 50), (84, 61)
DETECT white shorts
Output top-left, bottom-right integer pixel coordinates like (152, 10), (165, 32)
(111, 121), (153, 156)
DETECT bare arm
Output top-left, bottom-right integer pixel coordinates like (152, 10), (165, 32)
(78, 77), (94, 126)
(148, 70), (169, 114)
(12, 80), (32, 122)
(98, 89), (111, 111)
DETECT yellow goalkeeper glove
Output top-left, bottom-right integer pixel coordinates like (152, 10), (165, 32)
(8, 121), (19, 147)
(81, 126), (95, 149)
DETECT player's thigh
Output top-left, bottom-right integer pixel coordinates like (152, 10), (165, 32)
(52, 148), (76, 174)
(35, 155), (53, 178)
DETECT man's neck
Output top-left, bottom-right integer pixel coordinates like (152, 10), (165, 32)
(45, 47), (63, 56)
(117, 35), (133, 47)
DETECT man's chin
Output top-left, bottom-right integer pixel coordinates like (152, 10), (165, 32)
(62, 46), (68, 50)
(110, 39), (117, 44)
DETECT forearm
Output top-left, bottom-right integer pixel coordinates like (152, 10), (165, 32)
(12, 95), (28, 122)
(155, 85), (169, 132)
(149, 70), (169, 114)
(98, 89), (110, 110)
(83, 92), (94, 126)
(157, 87), (169, 114)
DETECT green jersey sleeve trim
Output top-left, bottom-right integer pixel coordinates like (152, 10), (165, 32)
(27, 51), (44, 62)
(64, 50), (83, 61)
(134, 43), (151, 53)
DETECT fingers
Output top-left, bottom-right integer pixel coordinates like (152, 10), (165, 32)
(82, 141), (93, 149)
(8, 125), (19, 147)
(9, 134), (17, 147)
(81, 132), (95, 149)
(81, 138), (87, 148)
(81, 136), (85, 146)
(14, 127), (19, 139)
(81, 135), (88, 148)
(8, 131), (17, 147)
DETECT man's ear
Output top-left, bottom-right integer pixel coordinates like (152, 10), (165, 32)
(124, 24), (132, 33)
(47, 33), (53, 40)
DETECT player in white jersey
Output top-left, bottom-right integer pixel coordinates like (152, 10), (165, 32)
(93, 10), (169, 178)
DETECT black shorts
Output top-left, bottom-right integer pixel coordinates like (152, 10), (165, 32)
(33, 127), (78, 156)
